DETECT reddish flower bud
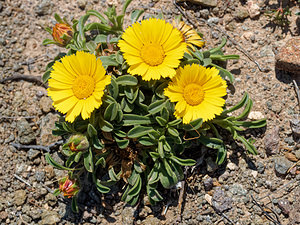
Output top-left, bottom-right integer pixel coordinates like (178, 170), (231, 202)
(59, 177), (79, 198)
(62, 134), (89, 152)
(52, 23), (73, 46)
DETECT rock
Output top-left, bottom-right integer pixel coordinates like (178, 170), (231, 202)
(203, 177), (213, 191)
(227, 162), (237, 171)
(39, 96), (53, 113)
(35, 171), (45, 182)
(207, 17), (219, 24)
(35, 0), (53, 16)
(247, 0), (260, 18)
(17, 118), (36, 144)
(77, 0), (87, 10)
(278, 199), (290, 216)
(205, 194), (212, 205)
(199, 9), (209, 19)
(260, 45), (275, 58)
(178, 0), (217, 7)
(290, 114), (300, 139)
(233, 7), (249, 20)
(27, 148), (40, 160)
(295, 150), (300, 160)
(275, 37), (300, 74)
(121, 206), (135, 224)
(40, 211), (60, 225)
(241, 31), (255, 41)
(248, 111), (265, 120)
(229, 184), (247, 196)
(14, 190), (27, 206)
(141, 216), (161, 225)
(38, 113), (60, 146)
(45, 193), (57, 206)
(274, 157), (294, 175)
(290, 187), (300, 224)
(206, 157), (218, 173)
(0, 211), (8, 220)
(264, 126), (280, 155)
(212, 187), (232, 213)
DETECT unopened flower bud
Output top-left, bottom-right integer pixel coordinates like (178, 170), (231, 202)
(59, 177), (79, 198)
(63, 134), (89, 152)
(52, 23), (73, 46)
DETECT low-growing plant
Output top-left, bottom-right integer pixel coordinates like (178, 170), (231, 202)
(42, 0), (266, 211)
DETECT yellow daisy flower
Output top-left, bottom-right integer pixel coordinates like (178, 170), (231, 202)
(118, 18), (187, 81)
(47, 51), (111, 123)
(172, 20), (205, 51)
(164, 64), (227, 124)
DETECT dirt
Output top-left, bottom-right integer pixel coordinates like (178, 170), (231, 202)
(0, 0), (300, 224)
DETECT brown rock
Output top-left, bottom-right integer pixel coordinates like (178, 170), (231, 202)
(38, 113), (60, 146)
(177, 0), (217, 7)
(14, 190), (27, 206)
(275, 37), (300, 74)
(264, 126), (280, 155)
(39, 96), (53, 113)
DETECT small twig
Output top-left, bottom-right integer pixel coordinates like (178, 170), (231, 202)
(0, 74), (47, 88)
(287, 160), (300, 174)
(293, 80), (300, 111)
(220, 212), (234, 225)
(11, 140), (63, 152)
(173, 0), (266, 72)
(14, 174), (32, 187)
(162, 201), (172, 216)
(251, 195), (282, 225)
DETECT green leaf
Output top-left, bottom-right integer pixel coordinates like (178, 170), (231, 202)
(53, 189), (60, 196)
(148, 100), (166, 115)
(158, 139), (164, 158)
(100, 55), (119, 67)
(216, 144), (227, 165)
(167, 127), (179, 137)
(223, 92), (249, 114)
(86, 10), (107, 24)
(104, 102), (118, 121)
(210, 63), (234, 83)
(95, 157), (106, 167)
(71, 197), (79, 213)
(169, 155), (195, 166)
(168, 119), (182, 127)
(45, 153), (74, 171)
(84, 22), (112, 32)
(87, 124), (97, 137)
(108, 167), (121, 182)
(99, 119), (113, 132)
(148, 187), (163, 202)
(236, 135), (257, 155)
(42, 71), (51, 83)
(182, 118), (203, 131)
(155, 116), (167, 126)
(149, 151), (160, 160)
(86, 41), (97, 53)
(126, 174), (142, 202)
(108, 78), (119, 99)
(138, 136), (156, 146)
(114, 136), (129, 149)
(234, 119), (267, 128)
(92, 136), (104, 150)
(114, 129), (127, 138)
(93, 173), (111, 193)
(209, 37), (227, 54)
(121, 98), (134, 112)
(123, 114), (152, 126)
(83, 148), (94, 173)
(160, 107), (169, 122)
(130, 9), (144, 23)
(236, 99), (253, 120)
(210, 54), (240, 61)
(159, 161), (176, 188)
(134, 161), (144, 173)
(78, 14), (89, 42)
(202, 58), (212, 67)
(155, 82), (168, 98)
(123, 0), (133, 13)
(116, 75), (138, 86)
(128, 126), (154, 138)
(74, 151), (83, 163)
(42, 39), (57, 45)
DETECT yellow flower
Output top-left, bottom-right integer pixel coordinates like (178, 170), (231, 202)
(118, 18), (186, 81)
(47, 51), (111, 123)
(172, 20), (204, 51)
(164, 64), (227, 124)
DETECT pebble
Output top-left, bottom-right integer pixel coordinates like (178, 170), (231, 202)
(14, 190), (27, 206)
(27, 148), (40, 160)
(16, 119), (36, 144)
(264, 126), (280, 155)
(290, 114), (300, 138)
(278, 199), (290, 215)
(35, 171), (45, 182)
(212, 187), (232, 213)
(121, 207), (135, 224)
(203, 177), (213, 191)
(199, 9), (209, 19)
(39, 96), (53, 113)
(206, 157), (218, 173)
(35, 0), (52, 16)
(247, 0), (260, 18)
(39, 113), (60, 146)
(40, 211), (60, 225)
(274, 157), (294, 175)
(188, 0), (217, 7)
(207, 17), (219, 24)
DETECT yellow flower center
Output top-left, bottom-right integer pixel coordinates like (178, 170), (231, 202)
(183, 83), (205, 106)
(72, 75), (95, 99)
(140, 43), (165, 66)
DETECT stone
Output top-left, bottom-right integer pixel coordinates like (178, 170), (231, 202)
(178, 0), (217, 7)
(38, 113), (60, 146)
(203, 177), (213, 191)
(274, 157), (294, 175)
(45, 193), (57, 206)
(260, 45), (275, 58)
(27, 148), (40, 160)
(227, 162), (237, 171)
(121, 206), (135, 224)
(77, 0), (87, 10)
(39, 96), (53, 113)
(275, 37), (300, 74)
(248, 111), (265, 120)
(35, 171), (45, 182)
(207, 17), (219, 24)
(234, 7), (249, 20)
(290, 114), (300, 139)
(206, 157), (218, 173)
(278, 199), (290, 216)
(212, 187), (232, 213)
(290, 187), (300, 224)
(141, 216), (161, 225)
(14, 190), (27, 206)
(35, 0), (53, 16)
(0, 211), (8, 220)
(264, 126), (280, 155)
(247, 0), (260, 18)
(40, 211), (60, 225)
(17, 118), (36, 144)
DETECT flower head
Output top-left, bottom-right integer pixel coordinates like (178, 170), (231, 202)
(59, 177), (79, 198)
(47, 51), (111, 123)
(164, 64), (227, 124)
(63, 134), (89, 152)
(52, 23), (73, 46)
(172, 20), (205, 51)
(118, 18), (187, 81)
